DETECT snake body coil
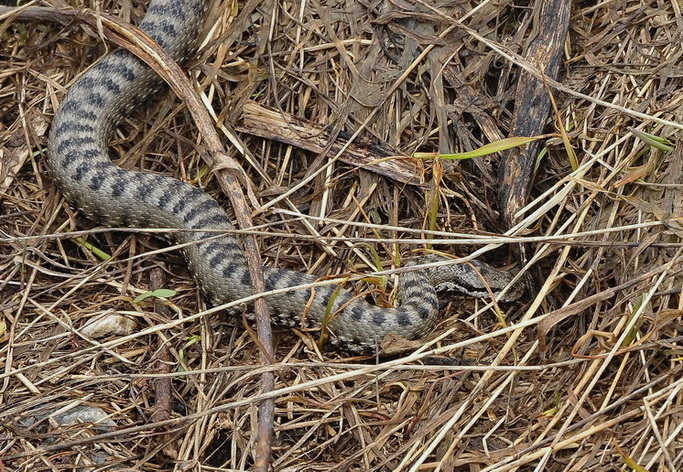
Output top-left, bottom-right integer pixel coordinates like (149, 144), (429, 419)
(47, 0), (519, 353)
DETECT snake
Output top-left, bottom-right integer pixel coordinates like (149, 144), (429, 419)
(47, 0), (521, 353)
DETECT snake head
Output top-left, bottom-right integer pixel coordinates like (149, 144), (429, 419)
(410, 255), (524, 302)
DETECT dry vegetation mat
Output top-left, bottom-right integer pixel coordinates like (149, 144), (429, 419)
(1, 0), (683, 470)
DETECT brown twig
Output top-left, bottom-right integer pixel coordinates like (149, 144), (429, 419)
(236, 101), (422, 185)
(149, 267), (173, 425)
(0, 4), (275, 468)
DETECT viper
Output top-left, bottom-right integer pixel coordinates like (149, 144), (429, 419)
(47, 0), (521, 353)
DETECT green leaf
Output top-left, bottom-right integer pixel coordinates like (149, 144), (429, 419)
(75, 237), (111, 261)
(629, 127), (674, 152)
(183, 335), (201, 349)
(133, 289), (177, 304)
(614, 439), (649, 472)
(413, 136), (547, 160)
(622, 294), (645, 347)
(318, 279), (349, 349)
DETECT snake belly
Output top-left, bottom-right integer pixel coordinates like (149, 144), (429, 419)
(47, 0), (519, 353)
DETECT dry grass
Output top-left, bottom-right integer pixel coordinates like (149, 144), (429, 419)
(2, 0), (683, 470)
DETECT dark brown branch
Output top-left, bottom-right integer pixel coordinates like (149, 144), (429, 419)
(497, 0), (571, 227)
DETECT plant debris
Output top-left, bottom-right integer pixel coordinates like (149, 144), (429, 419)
(1, 0), (682, 470)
